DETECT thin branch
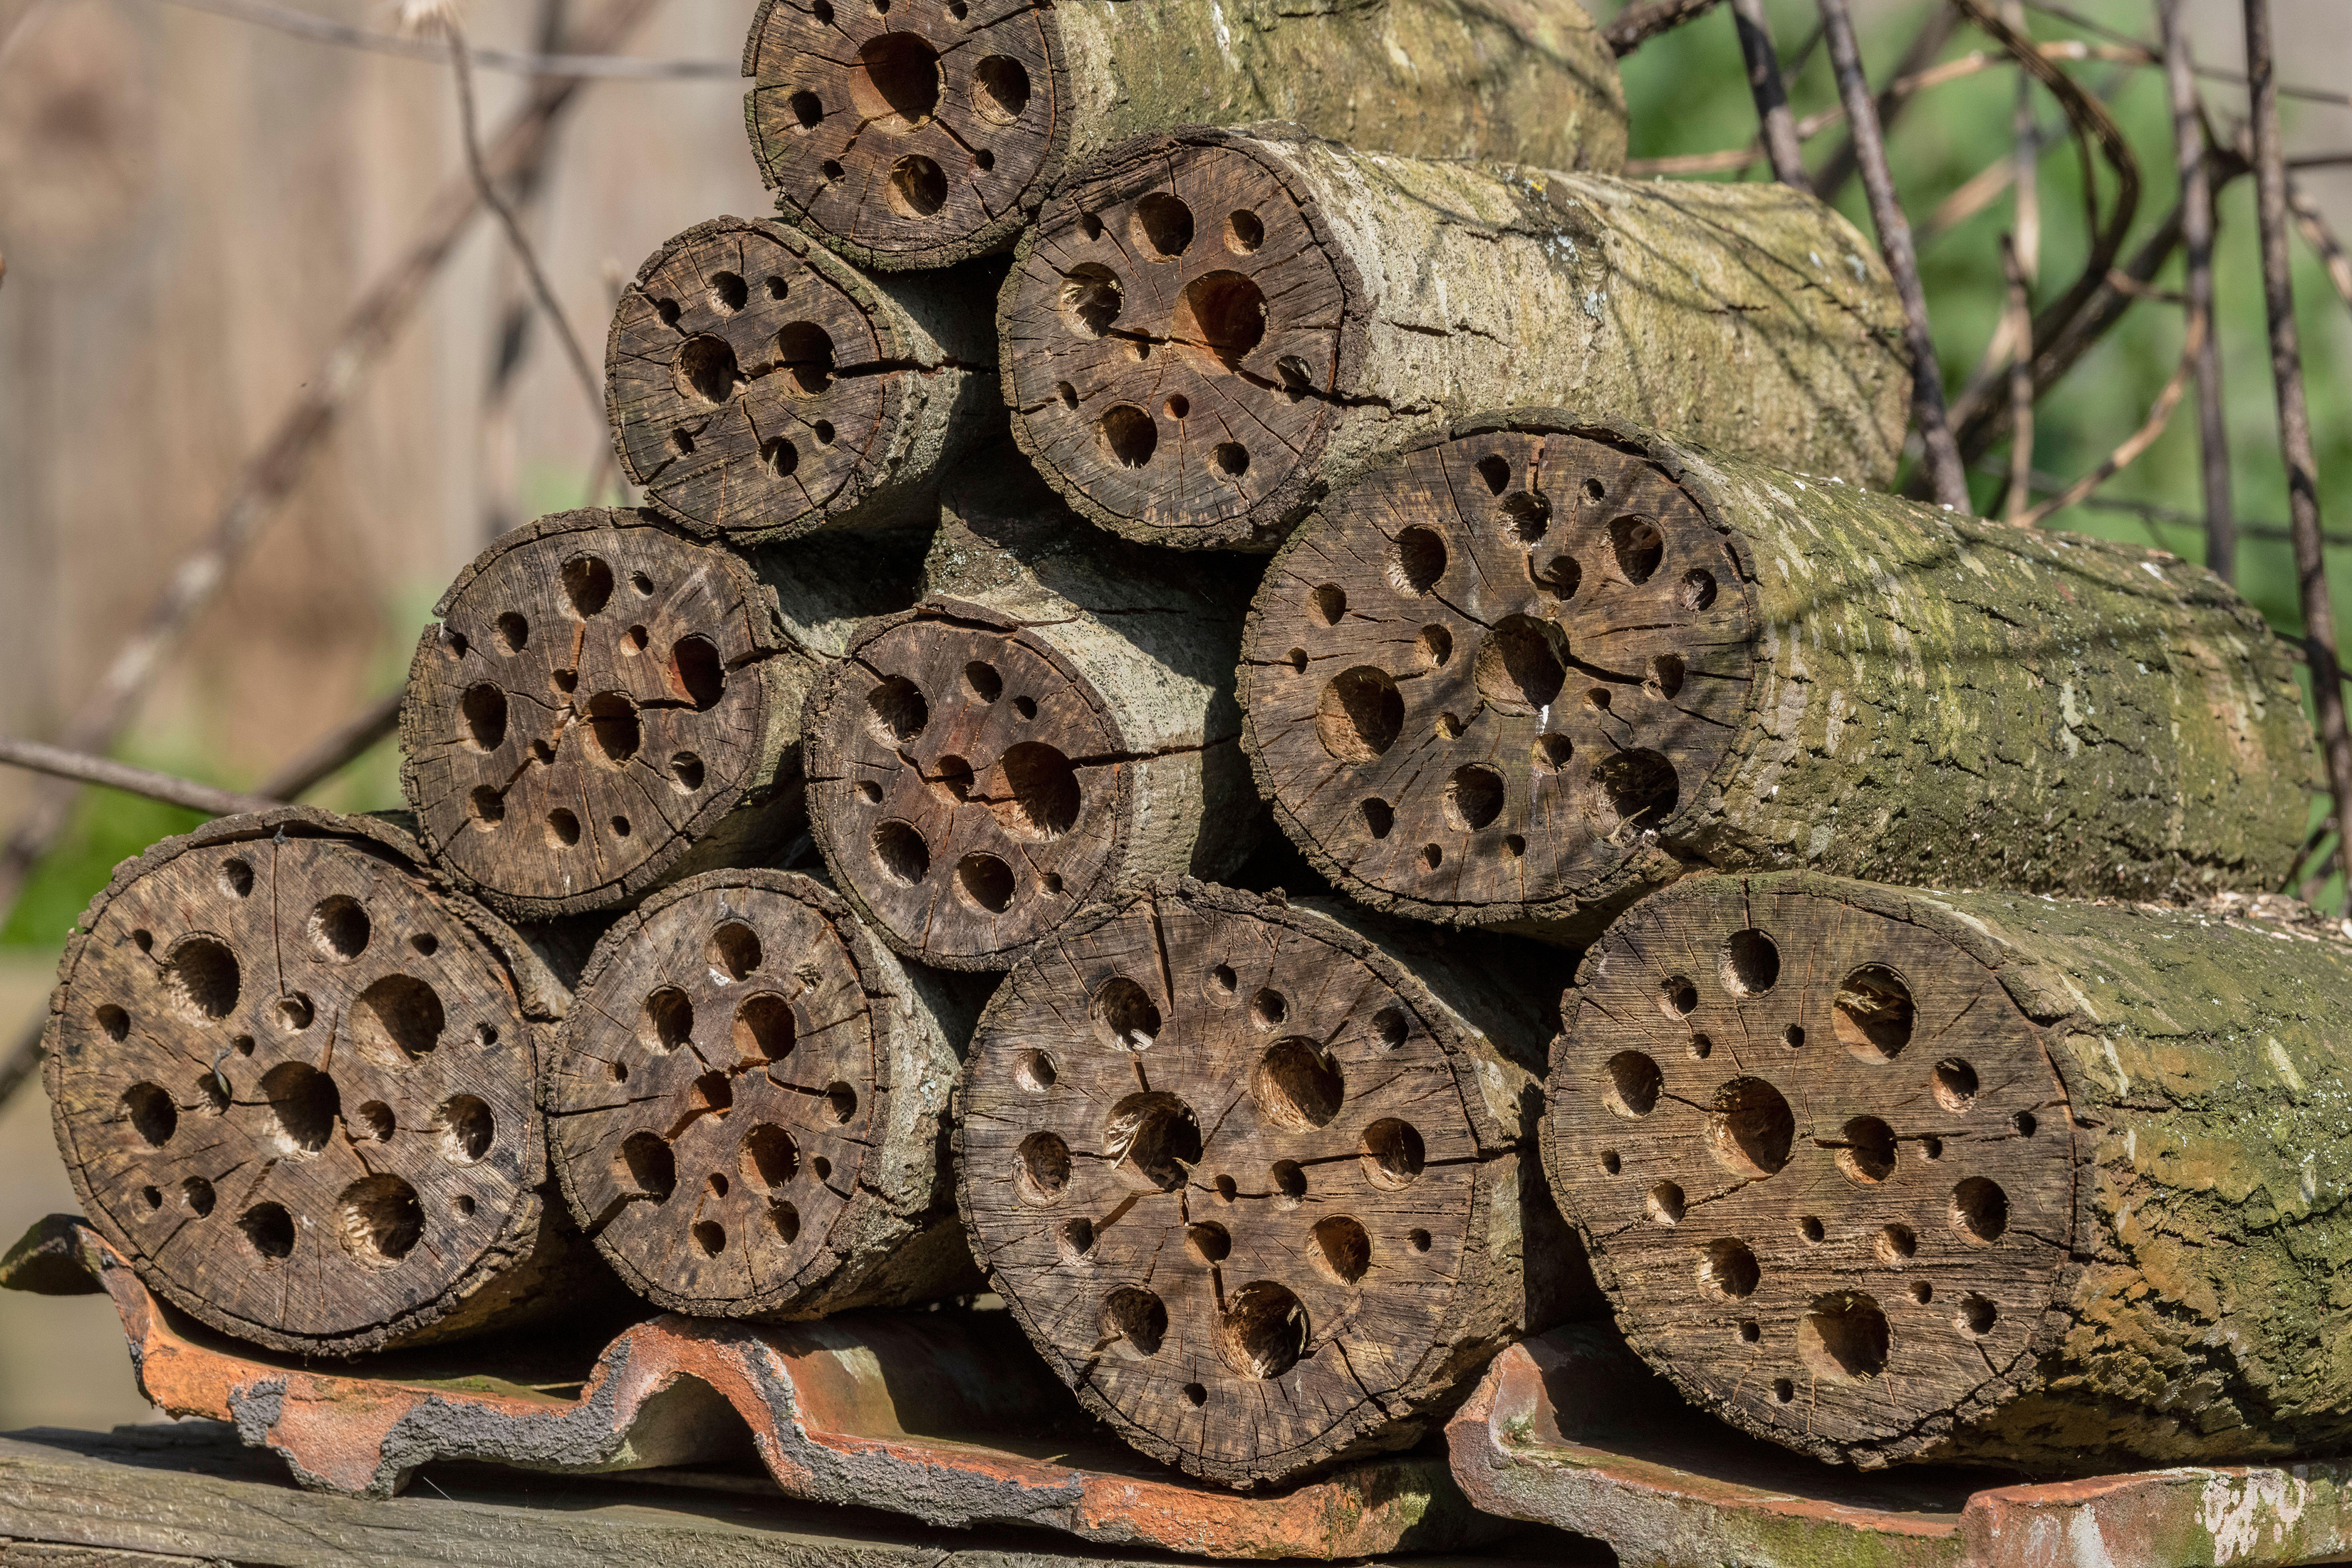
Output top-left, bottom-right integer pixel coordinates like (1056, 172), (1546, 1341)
(0, 742), (279, 818)
(2001, 235), (2035, 525)
(155, 0), (724, 76)
(258, 691), (403, 800)
(2002, 0), (2039, 280)
(2013, 307), (2200, 531)
(1605, 0), (1724, 56)
(2020, 0), (2352, 110)
(1818, 0), (1969, 511)
(1989, 468), (2352, 548)
(2246, 0), (2352, 908)
(2289, 178), (2352, 308)
(1812, 4), (1960, 202)
(1729, 0), (1809, 189)
(2159, 0), (2234, 583)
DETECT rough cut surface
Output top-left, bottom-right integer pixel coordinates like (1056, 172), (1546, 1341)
(1001, 128), (1910, 550)
(546, 868), (983, 1318)
(800, 464), (1259, 971)
(1239, 412), (2317, 941)
(43, 807), (599, 1357)
(400, 508), (921, 919)
(1544, 869), (2352, 1472)
(955, 878), (1586, 1489)
(607, 216), (998, 543)
(741, 0), (1626, 271)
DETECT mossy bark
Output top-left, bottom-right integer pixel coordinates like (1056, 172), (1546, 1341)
(1238, 411), (2316, 941)
(1001, 127), (1910, 550)
(742, 0), (1628, 271)
(1544, 869), (2352, 1472)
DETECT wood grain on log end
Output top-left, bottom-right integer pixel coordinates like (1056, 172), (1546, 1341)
(44, 809), (567, 1357)
(608, 216), (994, 542)
(1242, 422), (1749, 936)
(955, 879), (1561, 1489)
(546, 869), (979, 1319)
(401, 510), (796, 920)
(1000, 131), (1358, 551)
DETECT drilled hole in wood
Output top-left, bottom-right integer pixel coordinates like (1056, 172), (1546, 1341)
(862, 675), (930, 746)
(1371, 1007), (1407, 1050)
(708, 271), (748, 313)
(969, 52), (1028, 122)
(1783, 1025), (1805, 1050)
(1058, 1216), (1096, 1263)
(431, 1095), (492, 1164)
(1315, 667), (1403, 761)
(1214, 442), (1249, 477)
(989, 742), (1081, 839)
(1610, 515), (1665, 582)
(826, 1082), (857, 1122)
(1413, 625), (1453, 669)
(1836, 1117), (1898, 1184)
(849, 30), (940, 125)
(1705, 1077), (1794, 1177)
(275, 993), (314, 1031)
(1772, 1379), (1795, 1403)
(1698, 1238), (1760, 1300)
(774, 320), (836, 394)
(615, 1131), (676, 1201)
(673, 336), (739, 404)
(1646, 1181), (1686, 1225)
(180, 1176), (215, 1217)
(1442, 766), (1504, 831)
(1476, 454), (1511, 493)
(761, 437), (800, 477)
(689, 1072), (734, 1121)
(1360, 1118), (1425, 1189)
(1105, 1092), (1202, 1191)
(1719, 930), (1780, 997)
(239, 1203), (295, 1260)
(1690, 1033), (1714, 1060)
(740, 1124), (798, 1191)
(1252, 1038), (1343, 1129)
(670, 753), (706, 793)
(888, 152), (947, 215)
(1873, 1223), (1917, 1265)
(1531, 733), (1573, 772)
(1173, 271), (1267, 372)
(1130, 193), (1195, 257)
(1306, 1215), (1369, 1283)
(1224, 209), (1264, 252)
(734, 993), (794, 1062)
(1534, 553), (1582, 598)
(1930, 1057), (1979, 1112)
(1090, 976), (1160, 1052)
(1358, 798), (1395, 839)
(1835, 966), (1915, 1060)
(1738, 1320), (1761, 1343)
(219, 859), (254, 898)
(1797, 1215), (1824, 1243)
(1645, 656), (1686, 701)
(161, 936), (241, 1023)
(120, 1082), (175, 1146)
(691, 1220), (727, 1256)
(194, 1072), (229, 1114)
(1499, 491), (1551, 543)
(1795, 1294), (1889, 1384)
(1267, 1159), (1308, 1206)
(1014, 1050), (1056, 1092)
(353, 1101), (394, 1141)
(1249, 988), (1286, 1028)
(1016, 1131), (1071, 1206)
(1679, 568), (1718, 610)
(1058, 263), (1121, 338)
(1955, 1293), (1998, 1337)
(1658, 978), (1698, 1018)
(1097, 404), (1157, 467)
(1388, 528), (1446, 595)
(1187, 1221), (1232, 1265)
(1587, 751), (1679, 838)
(351, 975), (444, 1066)
(1473, 616), (1567, 712)
(336, 1174), (424, 1269)
(707, 922), (761, 982)
(641, 987), (694, 1052)
(1950, 1177), (2008, 1245)
(788, 88), (822, 128)
(1101, 1286), (1168, 1359)
(1218, 1280), (1308, 1379)
(261, 1062), (340, 1156)
(1604, 1050), (1662, 1117)
(955, 853), (1016, 912)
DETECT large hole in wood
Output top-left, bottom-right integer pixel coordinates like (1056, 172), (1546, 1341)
(1950, 1176), (2008, 1245)
(989, 742), (1080, 839)
(1697, 1237), (1760, 1300)
(870, 820), (930, 885)
(1836, 1115), (1898, 1183)
(121, 1082), (175, 1146)
(1311, 1215), (1371, 1284)
(1058, 263), (1122, 338)
(1647, 1181), (1686, 1225)
(1609, 515), (1666, 582)
(734, 993), (794, 1062)
(669, 637), (725, 710)
(338, 1174), (424, 1268)
(640, 987), (694, 1053)
(615, 1131), (676, 1201)
(1315, 667), (1403, 762)
(954, 853), (1015, 912)
(306, 896), (370, 963)
(1587, 750), (1680, 839)
(1016, 1130), (1071, 1206)
(1105, 1092), (1202, 1191)
(970, 53), (1029, 122)
(261, 1061), (340, 1156)
(350, 975), (444, 1066)
(1252, 1038), (1345, 1130)
(220, 858), (255, 897)
(1360, 1117), (1426, 1190)
(1130, 193), (1194, 258)
(1797, 1293), (1889, 1382)
(239, 1202), (295, 1260)
(1172, 271), (1268, 372)
(1719, 929), (1779, 996)
(1705, 1077), (1794, 1178)
(162, 937), (240, 1023)
(672, 336), (739, 404)
(1835, 965), (1915, 1060)
(773, 320), (836, 395)
(1603, 1051), (1662, 1118)
(435, 1095), (494, 1164)
(182, 1176), (215, 1216)
(1500, 491), (1552, 543)
(849, 30), (940, 126)
(1097, 404), (1157, 468)
(708, 921), (761, 981)
(1217, 1280), (1308, 1380)
(585, 693), (641, 765)
(743, 1124), (798, 1188)
(461, 684), (508, 751)
(1090, 976), (1161, 1051)
(1472, 616), (1567, 713)
(1100, 1286), (1167, 1360)
(1932, 1057), (1979, 1112)
(1443, 766), (1505, 831)
(1388, 528), (1447, 596)
(865, 674), (928, 743)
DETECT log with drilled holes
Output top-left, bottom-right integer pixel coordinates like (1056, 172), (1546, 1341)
(1237, 412), (2319, 942)
(400, 507), (922, 920)
(1542, 870), (2352, 1472)
(999, 127), (1910, 550)
(545, 868), (987, 1317)
(607, 216), (999, 541)
(954, 877), (1593, 1489)
(43, 808), (609, 1358)
(740, 0), (1627, 273)
(798, 461), (1261, 971)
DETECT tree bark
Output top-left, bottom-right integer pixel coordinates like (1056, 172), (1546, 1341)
(999, 124), (1913, 551)
(740, 0), (1628, 272)
(1237, 411), (2317, 941)
(543, 867), (986, 1319)
(1543, 869), (2352, 1473)
(954, 877), (1591, 1489)
(400, 506), (922, 919)
(798, 461), (1261, 971)
(43, 807), (613, 1358)
(606, 216), (1000, 543)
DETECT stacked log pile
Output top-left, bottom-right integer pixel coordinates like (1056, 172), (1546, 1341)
(38, 0), (2352, 1521)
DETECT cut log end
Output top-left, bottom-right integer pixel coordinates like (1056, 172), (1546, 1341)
(608, 219), (899, 536)
(804, 608), (1129, 969)
(957, 883), (1510, 1488)
(46, 820), (541, 1354)
(743, 0), (1057, 267)
(546, 874), (905, 1317)
(402, 512), (774, 918)
(1544, 877), (2072, 1463)
(1245, 428), (1754, 926)
(1004, 137), (1347, 548)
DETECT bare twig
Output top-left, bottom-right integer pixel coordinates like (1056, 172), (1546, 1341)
(2289, 179), (2352, 308)
(2000, 236), (2035, 525)
(2245, 0), (2352, 906)
(2014, 308), (2201, 531)
(2019, 0), (2352, 110)
(1818, 0), (1968, 511)
(1988, 467), (2352, 548)
(0, 742), (279, 818)
(1812, 5), (1959, 202)
(155, 0), (724, 75)
(2003, 0), (2040, 280)
(258, 691), (403, 800)
(2158, 0), (2234, 584)
(1606, 0), (1724, 56)
(0, 0), (662, 947)
(1729, 0), (1809, 189)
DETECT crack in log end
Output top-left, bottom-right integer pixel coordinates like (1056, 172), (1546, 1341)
(47, 822), (542, 1355)
(546, 872), (949, 1321)
(1243, 429), (1753, 928)
(1543, 874), (2075, 1465)
(955, 882), (1540, 1488)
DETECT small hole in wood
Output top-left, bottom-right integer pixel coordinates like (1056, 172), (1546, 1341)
(1371, 1007), (1407, 1050)
(743, 1124), (798, 1189)
(1130, 192), (1195, 258)
(1476, 454), (1511, 493)
(1739, 1320), (1761, 1343)
(856, 780), (883, 803)
(871, 820), (931, 886)
(1604, 1050), (1662, 1117)
(1532, 733), (1573, 772)
(1315, 667), (1402, 762)
(551, 669), (578, 695)
(1799, 1294), (1888, 1382)
(1187, 1220), (1232, 1265)
(1534, 553), (1583, 598)
(354, 1100), (394, 1141)
(1164, 393), (1188, 421)
(1077, 211), (1101, 240)
(1690, 1033), (1714, 1061)
(961, 662), (1003, 703)
(1174, 271), (1268, 371)
(1388, 528), (1447, 595)
(261, 1061), (340, 1156)
(1932, 1057), (1978, 1112)
(1101, 1287), (1168, 1359)
(1646, 1181), (1686, 1225)
(433, 1095), (492, 1164)
(1014, 1049), (1056, 1091)
(672, 336), (739, 404)
(1409, 626), (1452, 670)
(1473, 615), (1567, 712)
(1057, 1216), (1096, 1263)
(218, 857), (254, 898)
(181, 1176), (215, 1217)
(1360, 1118), (1425, 1189)
(1798, 1215), (1824, 1243)
(1360, 798), (1395, 838)
(121, 1082), (175, 1146)
(1773, 1379), (1795, 1403)
(670, 637), (726, 710)
(1058, 263), (1121, 338)
(775, 320), (836, 394)
(1499, 491), (1551, 543)
(1105, 1092), (1201, 1192)
(970, 53), (1029, 122)
(826, 1080), (859, 1124)
(822, 159), (845, 180)
(239, 1203), (295, 1260)
(531, 739), (556, 764)
(545, 808), (581, 847)
(1835, 965), (1915, 1060)
(1697, 1238), (1760, 1300)
(955, 853), (1016, 912)
(1311, 1215), (1371, 1283)
(1680, 568), (1719, 610)
(615, 1132), (676, 1201)
(1876, 1222), (1917, 1265)
(1421, 842), (1443, 869)
(1912, 1280), (1935, 1304)
(410, 933), (438, 956)
(162, 937), (240, 1023)
(275, 993), (313, 1032)
(1658, 977), (1698, 1017)
(1252, 1037), (1343, 1129)
(2014, 1109), (2039, 1136)
(692, 1221), (727, 1257)
(1213, 442), (1249, 477)
(1443, 766), (1504, 830)
(734, 993), (794, 1062)
(787, 89), (823, 129)
(1705, 1077), (1795, 1177)
(94, 1003), (128, 1041)
(462, 684), (509, 751)
(762, 438), (799, 479)
(1091, 976), (1160, 1052)
(1214, 1174), (1239, 1202)
(1053, 380), (1078, 409)
(1955, 1293), (1998, 1337)
(692, 1071), (734, 1118)
(1016, 1131), (1071, 1206)
(1719, 930), (1780, 997)
(632, 573), (655, 600)
(671, 753), (706, 793)
(1097, 404), (1157, 467)
(1248, 988), (1287, 1030)
(1224, 209), (1264, 253)
(1609, 515), (1666, 582)
(1784, 1025), (1805, 1050)
(492, 612), (529, 654)
(1271, 1159), (1307, 1206)
(642, 987), (694, 1052)
(1951, 1177), (2008, 1245)
(1013, 695), (1036, 720)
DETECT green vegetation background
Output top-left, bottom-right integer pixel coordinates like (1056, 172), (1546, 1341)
(5, 0), (2345, 952)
